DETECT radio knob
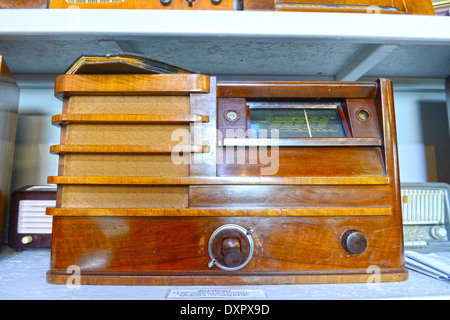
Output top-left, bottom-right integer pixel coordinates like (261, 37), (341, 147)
(222, 238), (243, 268)
(341, 230), (367, 255)
(21, 235), (33, 244)
(430, 225), (448, 240)
(208, 224), (254, 271)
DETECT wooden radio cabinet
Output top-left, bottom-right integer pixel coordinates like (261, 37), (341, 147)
(0, 0), (48, 8)
(49, 0), (232, 10)
(243, 0), (435, 14)
(46, 71), (407, 285)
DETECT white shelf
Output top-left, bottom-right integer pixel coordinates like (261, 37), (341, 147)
(1, 246), (450, 300)
(0, 9), (449, 79)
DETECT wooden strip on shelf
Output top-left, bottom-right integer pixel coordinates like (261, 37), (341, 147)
(221, 137), (383, 147)
(50, 145), (210, 154)
(274, 3), (405, 14)
(52, 113), (209, 126)
(217, 81), (377, 98)
(48, 175), (389, 185)
(55, 74), (210, 99)
(46, 207), (392, 217)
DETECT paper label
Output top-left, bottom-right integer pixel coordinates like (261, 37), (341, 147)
(167, 289), (266, 299)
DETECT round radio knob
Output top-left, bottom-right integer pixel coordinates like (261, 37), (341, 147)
(341, 230), (367, 255)
(430, 225), (447, 240)
(208, 224), (254, 271)
(21, 235), (33, 244)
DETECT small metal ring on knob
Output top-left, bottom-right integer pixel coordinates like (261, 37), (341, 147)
(160, 0), (172, 6)
(211, 0), (222, 5)
(208, 224), (254, 271)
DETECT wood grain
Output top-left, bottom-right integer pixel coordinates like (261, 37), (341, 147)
(48, 216), (405, 273)
(217, 81), (377, 98)
(48, 175), (389, 185)
(49, 0), (232, 10)
(217, 147), (386, 177)
(47, 207), (393, 217)
(188, 185), (392, 208)
(52, 113), (209, 126)
(51, 144), (209, 154)
(48, 76), (406, 285)
(0, 0), (47, 8)
(243, 0), (435, 14)
(55, 74), (210, 100)
(221, 137), (382, 147)
(46, 269), (408, 285)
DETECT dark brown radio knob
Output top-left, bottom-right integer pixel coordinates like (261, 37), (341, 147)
(222, 238), (243, 268)
(341, 230), (367, 255)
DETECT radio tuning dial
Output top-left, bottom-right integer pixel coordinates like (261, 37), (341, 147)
(225, 110), (239, 122)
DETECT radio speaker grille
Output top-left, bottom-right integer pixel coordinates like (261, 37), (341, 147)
(402, 189), (446, 225)
(17, 200), (54, 234)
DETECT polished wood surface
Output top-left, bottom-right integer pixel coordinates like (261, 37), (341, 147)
(220, 137), (382, 147)
(52, 113), (209, 126)
(48, 216), (406, 281)
(47, 269), (407, 285)
(243, 0), (435, 14)
(0, 0), (47, 8)
(49, 0), (232, 10)
(47, 206), (393, 217)
(55, 74), (210, 100)
(189, 185), (393, 207)
(48, 74), (405, 285)
(217, 81), (377, 98)
(48, 175), (389, 185)
(216, 148), (386, 177)
(50, 144), (209, 154)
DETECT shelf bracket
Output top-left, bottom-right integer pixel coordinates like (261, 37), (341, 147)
(336, 44), (399, 81)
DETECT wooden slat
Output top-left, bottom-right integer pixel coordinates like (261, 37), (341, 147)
(217, 81), (377, 98)
(49, 0), (233, 10)
(52, 113), (209, 126)
(50, 144), (210, 154)
(221, 137), (382, 147)
(55, 74), (210, 100)
(48, 175), (389, 185)
(46, 207), (393, 217)
(275, 3), (405, 14)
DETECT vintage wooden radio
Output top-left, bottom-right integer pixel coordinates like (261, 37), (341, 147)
(46, 59), (407, 285)
(243, 0), (435, 14)
(8, 186), (56, 250)
(49, 0), (232, 10)
(0, 0), (48, 8)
